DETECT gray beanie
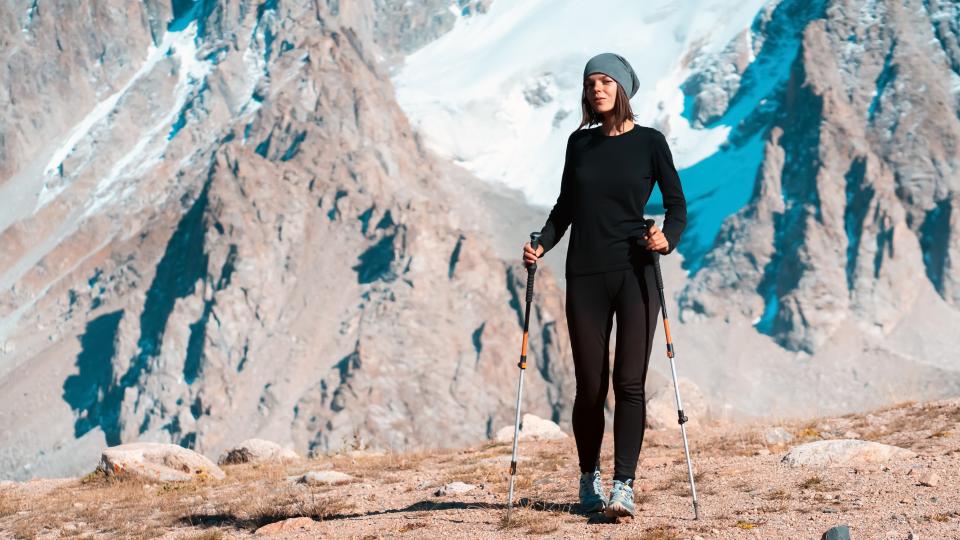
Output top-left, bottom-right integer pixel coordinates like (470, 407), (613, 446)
(583, 52), (640, 99)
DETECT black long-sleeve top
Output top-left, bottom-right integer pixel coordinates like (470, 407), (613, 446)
(538, 124), (687, 277)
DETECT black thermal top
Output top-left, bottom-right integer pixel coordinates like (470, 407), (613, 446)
(538, 124), (687, 277)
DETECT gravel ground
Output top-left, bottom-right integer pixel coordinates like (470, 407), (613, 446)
(1, 399), (958, 539)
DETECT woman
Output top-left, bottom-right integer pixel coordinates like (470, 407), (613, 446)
(522, 52), (686, 518)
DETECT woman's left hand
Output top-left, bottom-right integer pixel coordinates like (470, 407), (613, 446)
(645, 223), (670, 254)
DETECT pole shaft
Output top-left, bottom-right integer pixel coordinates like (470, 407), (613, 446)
(507, 368), (526, 509)
(653, 251), (700, 520)
(507, 232), (540, 515)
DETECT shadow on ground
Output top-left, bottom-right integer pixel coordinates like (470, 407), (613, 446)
(176, 497), (626, 530)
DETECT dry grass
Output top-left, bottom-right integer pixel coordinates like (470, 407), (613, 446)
(758, 502), (789, 513)
(397, 520), (430, 533)
(497, 508), (560, 535)
(182, 531), (224, 540)
(440, 461), (505, 486)
(799, 475), (840, 494)
(0, 460), (364, 538)
(700, 431), (760, 457)
(215, 484), (356, 527)
(0, 492), (21, 518)
(855, 401), (956, 443)
(762, 488), (791, 501)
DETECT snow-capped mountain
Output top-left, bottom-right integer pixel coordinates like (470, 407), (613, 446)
(393, 0), (960, 353)
(393, 0), (773, 261)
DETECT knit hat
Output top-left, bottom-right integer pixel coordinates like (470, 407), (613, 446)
(583, 52), (640, 99)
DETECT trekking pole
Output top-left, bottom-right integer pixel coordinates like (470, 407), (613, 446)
(645, 219), (700, 520)
(507, 231), (541, 516)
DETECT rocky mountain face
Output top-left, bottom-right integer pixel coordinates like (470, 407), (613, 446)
(0, 0), (572, 480)
(677, 0), (960, 353)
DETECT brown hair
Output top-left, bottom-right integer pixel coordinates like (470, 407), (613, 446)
(577, 80), (636, 131)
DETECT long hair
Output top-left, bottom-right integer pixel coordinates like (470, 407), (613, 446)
(577, 82), (636, 131)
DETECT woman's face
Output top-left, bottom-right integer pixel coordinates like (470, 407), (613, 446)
(584, 73), (618, 114)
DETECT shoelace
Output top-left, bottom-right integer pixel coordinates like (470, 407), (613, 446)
(592, 474), (603, 495)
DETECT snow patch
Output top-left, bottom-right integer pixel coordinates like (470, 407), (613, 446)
(83, 23), (213, 217)
(36, 13), (212, 213)
(392, 0), (770, 242)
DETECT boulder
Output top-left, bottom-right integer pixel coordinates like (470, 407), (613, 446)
(646, 378), (707, 430)
(782, 440), (916, 468)
(219, 439), (299, 465)
(99, 442), (225, 481)
(494, 414), (567, 443)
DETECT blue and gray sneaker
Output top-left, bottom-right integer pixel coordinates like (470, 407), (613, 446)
(604, 479), (635, 518)
(578, 469), (608, 512)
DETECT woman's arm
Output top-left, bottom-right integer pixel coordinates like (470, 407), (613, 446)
(538, 133), (576, 255)
(652, 130), (687, 254)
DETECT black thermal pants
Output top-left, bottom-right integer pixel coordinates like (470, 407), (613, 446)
(566, 257), (660, 482)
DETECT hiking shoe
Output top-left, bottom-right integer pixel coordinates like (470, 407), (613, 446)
(604, 479), (635, 518)
(578, 470), (608, 512)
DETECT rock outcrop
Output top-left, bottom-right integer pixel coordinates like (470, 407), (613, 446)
(678, 0), (960, 352)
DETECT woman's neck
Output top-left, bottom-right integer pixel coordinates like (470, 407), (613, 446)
(600, 117), (635, 136)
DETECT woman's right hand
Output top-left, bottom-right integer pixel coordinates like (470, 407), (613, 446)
(523, 242), (545, 266)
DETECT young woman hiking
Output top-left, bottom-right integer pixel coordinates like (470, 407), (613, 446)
(521, 52), (687, 518)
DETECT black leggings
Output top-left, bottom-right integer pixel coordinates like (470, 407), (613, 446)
(566, 260), (660, 482)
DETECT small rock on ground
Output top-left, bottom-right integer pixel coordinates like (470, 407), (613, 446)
(821, 524), (851, 540)
(289, 470), (353, 485)
(219, 438), (299, 465)
(435, 481), (476, 496)
(918, 471), (940, 487)
(255, 517), (319, 535)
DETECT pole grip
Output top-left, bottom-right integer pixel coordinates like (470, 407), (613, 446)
(653, 252), (665, 292)
(643, 219), (666, 292)
(525, 232), (540, 304)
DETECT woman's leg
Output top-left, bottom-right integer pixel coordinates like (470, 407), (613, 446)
(610, 264), (660, 482)
(566, 272), (616, 473)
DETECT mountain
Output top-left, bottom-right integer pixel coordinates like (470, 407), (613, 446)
(0, 0), (571, 481)
(678, 0), (960, 353)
